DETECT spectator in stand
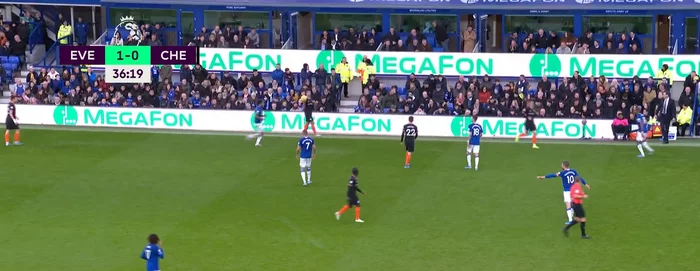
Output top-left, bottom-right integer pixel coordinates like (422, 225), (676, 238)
(247, 28), (260, 48)
(555, 41), (570, 54)
(534, 29), (548, 50)
(110, 31), (123, 45)
(10, 34), (27, 67)
(149, 34), (163, 46)
(462, 26), (476, 53)
(433, 21), (449, 51)
(75, 17), (88, 45)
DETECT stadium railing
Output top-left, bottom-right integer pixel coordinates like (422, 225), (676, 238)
(35, 35), (70, 67)
(671, 39), (678, 55)
(281, 37), (293, 49)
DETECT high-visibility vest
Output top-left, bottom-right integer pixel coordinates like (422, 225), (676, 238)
(356, 61), (367, 81)
(362, 65), (376, 85)
(655, 69), (673, 82)
(335, 62), (352, 83)
(58, 25), (72, 44)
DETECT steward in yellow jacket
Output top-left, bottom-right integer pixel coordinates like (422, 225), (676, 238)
(335, 57), (352, 97)
(57, 21), (72, 45)
(357, 59), (376, 87)
(675, 103), (693, 136)
(655, 64), (673, 83)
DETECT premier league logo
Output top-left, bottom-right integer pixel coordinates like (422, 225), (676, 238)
(114, 16), (142, 45)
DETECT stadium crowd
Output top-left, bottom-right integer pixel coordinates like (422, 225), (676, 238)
(3, 16), (699, 136)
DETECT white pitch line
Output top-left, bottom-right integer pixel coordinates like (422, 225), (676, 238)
(20, 125), (700, 148)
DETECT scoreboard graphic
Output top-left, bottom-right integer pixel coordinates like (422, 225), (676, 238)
(59, 46), (199, 83)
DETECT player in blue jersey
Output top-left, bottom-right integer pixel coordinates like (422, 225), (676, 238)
(537, 161), (591, 224)
(247, 101), (265, 147)
(140, 234), (164, 271)
(465, 115), (482, 171)
(633, 105), (655, 157)
(296, 130), (316, 186)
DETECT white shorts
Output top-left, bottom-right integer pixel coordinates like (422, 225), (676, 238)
(636, 131), (646, 142)
(563, 191), (572, 203)
(300, 158), (312, 168)
(254, 123), (263, 132)
(467, 145), (480, 153)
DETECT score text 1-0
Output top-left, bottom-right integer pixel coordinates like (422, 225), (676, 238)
(105, 65), (151, 84)
(58, 46), (199, 66)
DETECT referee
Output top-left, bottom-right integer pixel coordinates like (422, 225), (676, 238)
(401, 116), (418, 168)
(563, 176), (591, 239)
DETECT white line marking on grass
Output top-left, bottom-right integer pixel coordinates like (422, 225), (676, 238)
(22, 125), (700, 148)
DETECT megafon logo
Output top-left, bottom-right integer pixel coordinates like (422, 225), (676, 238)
(575, 0), (594, 4)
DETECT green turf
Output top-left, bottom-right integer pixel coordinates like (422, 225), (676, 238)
(0, 128), (698, 271)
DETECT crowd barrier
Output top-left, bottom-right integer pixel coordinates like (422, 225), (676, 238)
(0, 105), (623, 139)
(89, 48), (699, 82)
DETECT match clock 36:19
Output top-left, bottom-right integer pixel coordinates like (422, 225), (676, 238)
(105, 65), (151, 84)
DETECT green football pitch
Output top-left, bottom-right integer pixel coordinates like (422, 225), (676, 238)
(0, 127), (698, 271)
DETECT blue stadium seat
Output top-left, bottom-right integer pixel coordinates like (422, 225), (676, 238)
(0, 56), (7, 63)
(7, 56), (19, 64)
(535, 49), (546, 54)
(397, 87), (407, 95)
(433, 47), (444, 52)
(4, 70), (11, 81)
(237, 90), (243, 96)
(3, 63), (17, 71)
(383, 108), (391, 113)
(448, 103), (454, 112)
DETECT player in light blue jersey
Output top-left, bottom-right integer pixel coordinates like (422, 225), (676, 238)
(247, 101), (265, 147)
(296, 130), (316, 186)
(140, 234), (164, 271)
(537, 161), (591, 224)
(465, 115), (482, 171)
(633, 105), (655, 157)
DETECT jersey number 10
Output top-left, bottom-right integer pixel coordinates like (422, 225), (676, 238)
(566, 175), (575, 184)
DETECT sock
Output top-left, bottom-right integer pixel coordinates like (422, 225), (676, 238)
(466, 154), (472, 167)
(475, 156), (480, 169)
(637, 144), (645, 156)
(13, 131), (19, 143)
(564, 220), (579, 230)
(4, 131), (8, 144)
(405, 152), (412, 166)
(532, 132), (537, 144)
(338, 205), (350, 214)
(303, 122), (309, 131)
(255, 135), (262, 145)
(300, 168), (307, 184)
(306, 168), (311, 182)
(566, 208), (574, 222)
(642, 142), (654, 152)
(310, 123), (317, 135)
(518, 132), (528, 137)
(355, 207), (361, 220)
(580, 222), (587, 236)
